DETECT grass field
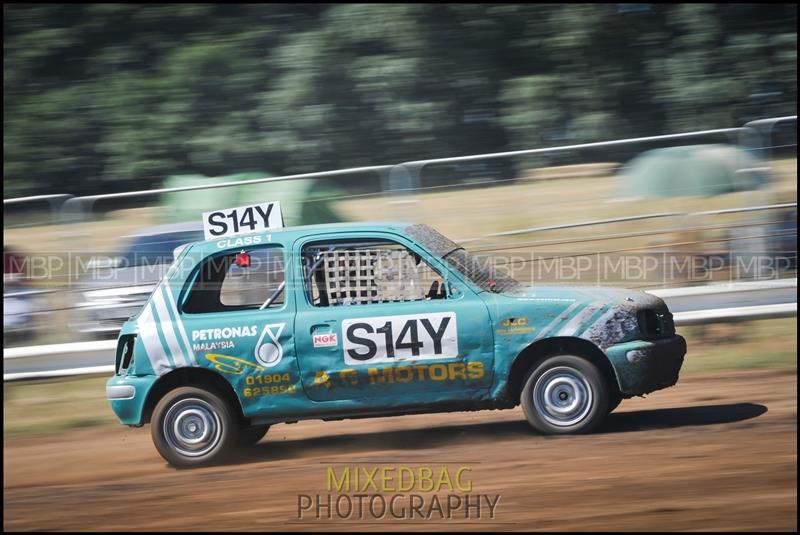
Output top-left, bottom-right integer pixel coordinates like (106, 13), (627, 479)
(3, 318), (796, 439)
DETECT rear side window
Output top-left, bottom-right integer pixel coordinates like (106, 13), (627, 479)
(183, 246), (285, 313)
(302, 239), (447, 307)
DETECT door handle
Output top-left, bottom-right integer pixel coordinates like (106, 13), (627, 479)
(310, 323), (334, 335)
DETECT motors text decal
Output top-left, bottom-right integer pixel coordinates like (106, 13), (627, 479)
(342, 312), (458, 365)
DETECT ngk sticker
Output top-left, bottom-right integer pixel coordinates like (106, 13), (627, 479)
(313, 333), (338, 348)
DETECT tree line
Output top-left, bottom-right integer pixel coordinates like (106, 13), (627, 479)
(3, 3), (796, 197)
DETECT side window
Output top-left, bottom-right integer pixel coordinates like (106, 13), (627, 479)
(183, 246), (285, 313)
(302, 239), (446, 307)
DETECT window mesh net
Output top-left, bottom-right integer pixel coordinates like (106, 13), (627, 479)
(321, 248), (425, 305)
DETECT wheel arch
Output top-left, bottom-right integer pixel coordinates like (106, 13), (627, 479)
(506, 336), (621, 402)
(141, 367), (245, 425)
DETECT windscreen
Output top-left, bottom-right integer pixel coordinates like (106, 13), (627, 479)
(404, 224), (522, 294)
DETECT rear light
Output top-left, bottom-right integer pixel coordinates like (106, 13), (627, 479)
(116, 334), (136, 374)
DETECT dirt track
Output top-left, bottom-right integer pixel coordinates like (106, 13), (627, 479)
(3, 367), (797, 531)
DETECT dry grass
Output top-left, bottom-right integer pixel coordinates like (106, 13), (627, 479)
(5, 158), (795, 253)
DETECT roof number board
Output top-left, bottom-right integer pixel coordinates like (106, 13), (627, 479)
(202, 201), (284, 240)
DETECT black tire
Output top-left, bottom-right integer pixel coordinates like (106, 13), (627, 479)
(608, 390), (624, 414)
(151, 386), (238, 468)
(237, 424), (270, 447)
(520, 354), (609, 434)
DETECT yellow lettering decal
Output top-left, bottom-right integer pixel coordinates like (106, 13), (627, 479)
(448, 362), (467, 380)
(428, 364), (447, 381)
(368, 367), (394, 384)
(205, 354), (264, 375)
(467, 361), (485, 379)
(412, 365), (428, 381)
(339, 369), (358, 386)
(501, 317), (528, 327)
(395, 366), (413, 383)
(313, 370), (331, 388)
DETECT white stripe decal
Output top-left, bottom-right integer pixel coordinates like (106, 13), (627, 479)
(137, 301), (172, 376)
(582, 307), (618, 336)
(534, 301), (584, 340)
(164, 282), (197, 366)
(556, 301), (606, 336)
(152, 288), (187, 368)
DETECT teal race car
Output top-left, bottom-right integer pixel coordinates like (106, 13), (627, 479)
(107, 214), (685, 467)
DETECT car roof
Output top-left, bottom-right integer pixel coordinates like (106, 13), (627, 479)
(186, 221), (415, 252)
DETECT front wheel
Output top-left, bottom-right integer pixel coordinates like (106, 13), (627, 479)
(151, 386), (238, 467)
(521, 354), (609, 434)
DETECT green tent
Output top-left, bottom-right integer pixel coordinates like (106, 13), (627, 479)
(619, 144), (768, 198)
(160, 172), (345, 226)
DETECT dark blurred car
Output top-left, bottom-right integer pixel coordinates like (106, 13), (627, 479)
(3, 246), (52, 344)
(72, 222), (204, 338)
(4, 246), (34, 343)
(723, 208), (797, 277)
(3, 246), (27, 278)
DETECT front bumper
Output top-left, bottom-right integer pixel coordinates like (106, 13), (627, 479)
(605, 335), (686, 397)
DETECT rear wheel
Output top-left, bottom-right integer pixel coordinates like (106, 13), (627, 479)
(151, 386), (237, 468)
(521, 354), (609, 434)
(237, 424), (270, 447)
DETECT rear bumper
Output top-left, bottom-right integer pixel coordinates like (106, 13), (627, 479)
(605, 335), (686, 397)
(106, 375), (157, 425)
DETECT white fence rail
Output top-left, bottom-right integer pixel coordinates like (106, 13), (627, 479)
(4, 339), (117, 360)
(3, 365), (116, 382)
(648, 277), (796, 298)
(672, 302), (796, 326)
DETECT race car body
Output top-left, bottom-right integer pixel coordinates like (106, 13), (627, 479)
(107, 209), (686, 466)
